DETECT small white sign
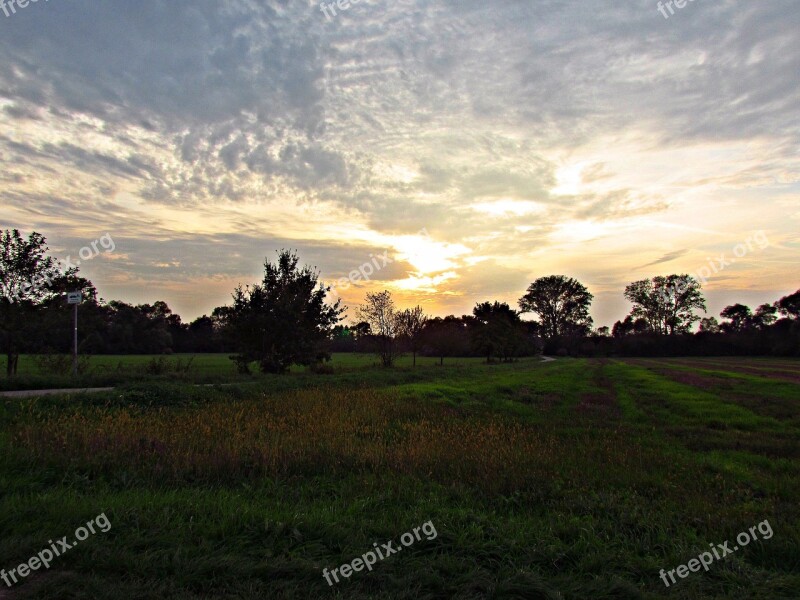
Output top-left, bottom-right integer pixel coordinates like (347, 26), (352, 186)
(67, 292), (82, 305)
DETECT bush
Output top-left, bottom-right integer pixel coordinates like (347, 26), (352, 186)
(143, 356), (194, 376)
(309, 361), (335, 375)
(33, 353), (92, 376)
(229, 355), (252, 374)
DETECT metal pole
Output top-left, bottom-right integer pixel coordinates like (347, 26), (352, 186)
(73, 301), (78, 377)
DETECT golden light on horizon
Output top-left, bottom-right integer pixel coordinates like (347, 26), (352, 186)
(392, 234), (471, 275)
(392, 271), (459, 292)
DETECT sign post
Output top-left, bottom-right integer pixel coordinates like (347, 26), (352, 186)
(67, 291), (82, 376)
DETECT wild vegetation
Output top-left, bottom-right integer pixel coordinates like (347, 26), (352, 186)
(1, 355), (797, 598)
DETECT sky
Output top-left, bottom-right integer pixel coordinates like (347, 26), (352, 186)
(1, 0), (798, 328)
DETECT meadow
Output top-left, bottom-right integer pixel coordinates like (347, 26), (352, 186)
(0, 355), (798, 599)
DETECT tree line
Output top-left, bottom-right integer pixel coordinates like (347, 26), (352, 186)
(2, 229), (798, 377)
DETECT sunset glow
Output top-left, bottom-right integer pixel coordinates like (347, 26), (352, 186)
(0, 1), (796, 326)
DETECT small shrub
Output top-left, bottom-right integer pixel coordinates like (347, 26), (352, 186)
(33, 353), (92, 376)
(144, 357), (169, 375)
(174, 356), (195, 374)
(141, 356), (194, 376)
(310, 361), (335, 375)
(230, 355), (252, 374)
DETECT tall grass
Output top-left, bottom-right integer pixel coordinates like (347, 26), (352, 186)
(13, 387), (667, 496)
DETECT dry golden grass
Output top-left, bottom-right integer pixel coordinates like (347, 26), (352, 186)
(12, 388), (660, 494)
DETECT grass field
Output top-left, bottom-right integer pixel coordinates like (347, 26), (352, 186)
(0, 353), (490, 391)
(0, 356), (798, 599)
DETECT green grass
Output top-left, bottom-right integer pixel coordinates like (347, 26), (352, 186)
(0, 353), (495, 391)
(0, 356), (798, 599)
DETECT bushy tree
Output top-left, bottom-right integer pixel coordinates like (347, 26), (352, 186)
(776, 290), (800, 319)
(720, 303), (752, 333)
(422, 316), (468, 365)
(624, 275), (705, 335)
(612, 315), (651, 338)
(0, 229), (84, 377)
(720, 303), (778, 333)
(752, 303), (778, 329)
(519, 276), (593, 339)
(698, 317), (721, 334)
(470, 301), (526, 362)
(227, 250), (344, 373)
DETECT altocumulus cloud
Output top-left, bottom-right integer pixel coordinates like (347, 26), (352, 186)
(0, 0), (797, 322)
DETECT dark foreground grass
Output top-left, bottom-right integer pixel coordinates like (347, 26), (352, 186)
(0, 357), (798, 599)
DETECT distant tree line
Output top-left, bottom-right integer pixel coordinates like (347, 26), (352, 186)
(2, 229), (798, 377)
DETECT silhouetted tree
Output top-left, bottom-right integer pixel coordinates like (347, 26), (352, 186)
(356, 290), (400, 367)
(185, 316), (218, 352)
(0, 229), (83, 377)
(519, 276), (593, 339)
(720, 303), (752, 333)
(752, 303), (778, 329)
(226, 250), (344, 373)
(352, 321), (372, 339)
(624, 275), (705, 335)
(776, 290), (800, 319)
(395, 306), (427, 367)
(422, 316), (468, 365)
(470, 301), (525, 362)
(698, 317), (721, 333)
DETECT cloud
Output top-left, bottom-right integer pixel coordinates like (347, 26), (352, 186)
(0, 0), (797, 321)
(639, 249), (691, 269)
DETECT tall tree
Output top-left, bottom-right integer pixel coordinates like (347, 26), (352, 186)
(776, 290), (800, 319)
(624, 275), (705, 335)
(355, 290), (399, 367)
(698, 317), (721, 334)
(752, 303), (778, 329)
(0, 230), (80, 377)
(227, 250), (344, 373)
(612, 315), (650, 338)
(518, 276), (593, 339)
(422, 316), (468, 365)
(720, 303), (752, 333)
(470, 301), (525, 363)
(395, 306), (427, 367)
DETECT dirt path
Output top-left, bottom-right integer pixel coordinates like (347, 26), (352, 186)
(0, 387), (113, 399)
